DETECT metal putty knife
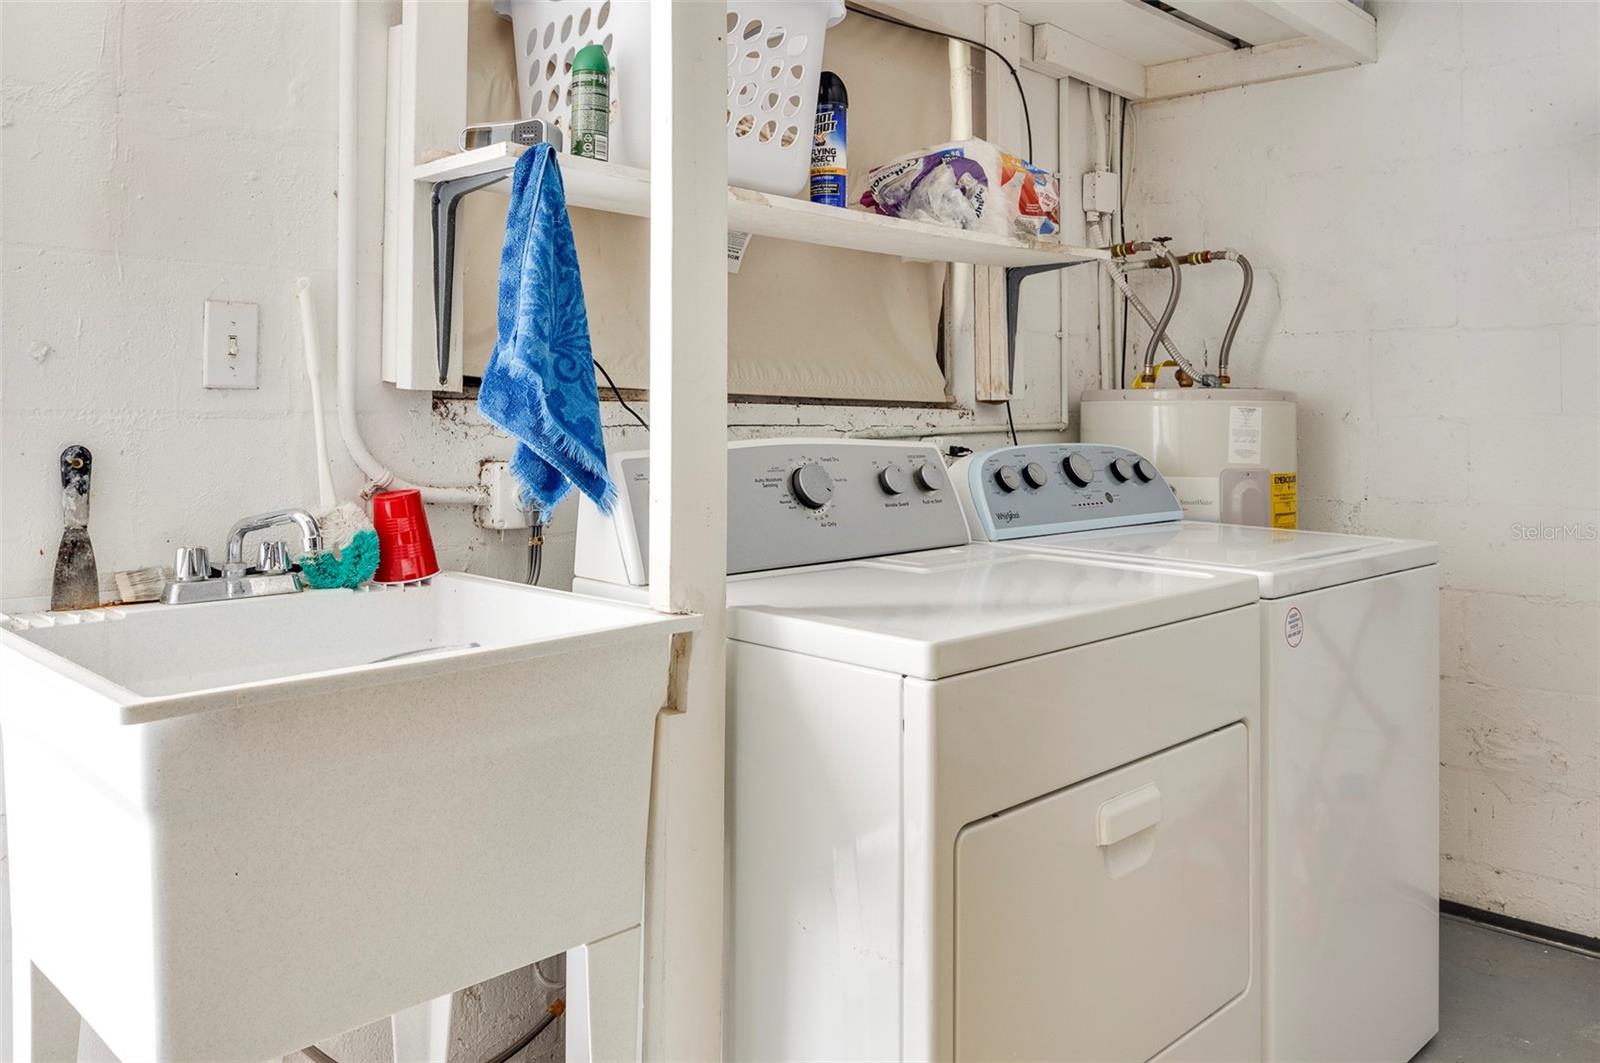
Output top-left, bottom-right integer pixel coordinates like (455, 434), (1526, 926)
(50, 444), (100, 610)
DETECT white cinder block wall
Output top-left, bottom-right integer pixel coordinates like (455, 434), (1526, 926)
(1113, 0), (1599, 935)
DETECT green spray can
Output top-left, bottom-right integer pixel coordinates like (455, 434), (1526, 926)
(571, 43), (609, 162)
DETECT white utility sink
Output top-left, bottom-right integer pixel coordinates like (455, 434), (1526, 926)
(0, 573), (696, 1063)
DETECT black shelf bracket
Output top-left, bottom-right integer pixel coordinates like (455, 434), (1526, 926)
(1003, 259), (1099, 396)
(429, 122), (562, 389)
(432, 169), (512, 387)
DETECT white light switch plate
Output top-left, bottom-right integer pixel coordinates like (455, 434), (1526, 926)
(203, 300), (259, 389)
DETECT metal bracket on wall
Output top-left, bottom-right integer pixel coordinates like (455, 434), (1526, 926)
(429, 123), (562, 388)
(1004, 259), (1098, 396)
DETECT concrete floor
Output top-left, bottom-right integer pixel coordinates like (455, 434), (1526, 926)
(1413, 915), (1600, 1063)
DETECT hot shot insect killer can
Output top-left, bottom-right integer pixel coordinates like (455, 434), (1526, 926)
(810, 72), (847, 207)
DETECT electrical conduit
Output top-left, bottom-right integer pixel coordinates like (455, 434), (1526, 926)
(1086, 86), (1204, 387)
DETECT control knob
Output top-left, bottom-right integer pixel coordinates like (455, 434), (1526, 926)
(1109, 457), (1134, 483)
(878, 463), (910, 496)
(1063, 453), (1094, 488)
(1133, 458), (1156, 483)
(994, 465), (1023, 493)
(913, 462), (945, 491)
(1022, 461), (1049, 489)
(790, 463), (834, 509)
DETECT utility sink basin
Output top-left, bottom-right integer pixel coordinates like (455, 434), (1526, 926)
(0, 574), (696, 1063)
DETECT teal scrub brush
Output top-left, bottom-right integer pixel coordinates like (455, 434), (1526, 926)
(299, 527), (380, 589)
(295, 276), (380, 589)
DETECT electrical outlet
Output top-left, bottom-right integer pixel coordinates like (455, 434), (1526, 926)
(203, 300), (259, 389)
(477, 461), (532, 529)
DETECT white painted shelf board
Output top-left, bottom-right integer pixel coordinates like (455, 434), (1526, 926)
(414, 145), (1108, 269)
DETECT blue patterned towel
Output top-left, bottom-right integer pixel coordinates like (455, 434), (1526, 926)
(478, 144), (616, 514)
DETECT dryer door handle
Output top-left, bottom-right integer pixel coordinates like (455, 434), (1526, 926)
(1096, 784), (1162, 846)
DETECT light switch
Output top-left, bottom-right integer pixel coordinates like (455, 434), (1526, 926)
(203, 300), (259, 389)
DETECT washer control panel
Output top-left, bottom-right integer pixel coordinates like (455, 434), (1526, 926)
(951, 444), (1182, 542)
(589, 440), (970, 582)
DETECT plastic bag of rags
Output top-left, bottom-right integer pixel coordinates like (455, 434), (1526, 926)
(859, 139), (1059, 239)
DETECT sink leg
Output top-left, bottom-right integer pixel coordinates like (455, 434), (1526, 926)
(11, 953), (80, 1063)
(567, 926), (641, 1063)
(391, 993), (453, 1063)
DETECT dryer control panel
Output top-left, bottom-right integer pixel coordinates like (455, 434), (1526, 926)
(574, 440), (971, 585)
(951, 444), (1183, 542)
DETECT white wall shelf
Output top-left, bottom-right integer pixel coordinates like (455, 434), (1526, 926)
(414, 145), (1108, 269)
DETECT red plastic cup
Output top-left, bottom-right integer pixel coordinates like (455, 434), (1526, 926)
(371, 488), (440, 584)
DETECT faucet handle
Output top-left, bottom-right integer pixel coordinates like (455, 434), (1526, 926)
(174, 546), (211, 583)
(257, 540), (292, 576)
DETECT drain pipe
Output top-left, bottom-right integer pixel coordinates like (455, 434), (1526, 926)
(334, 0), (483, 505)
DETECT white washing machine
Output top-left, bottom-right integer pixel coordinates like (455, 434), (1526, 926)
(575, 439), (1264, 1061)
(952, 443), (1440, 1063)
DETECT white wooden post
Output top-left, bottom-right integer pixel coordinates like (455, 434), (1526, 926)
(391, 0), (467, 392)
(390, 993), (452, 1063)
(974, 4), (1023, 403)
(1058, 76), (1076, 424)
(644, 3), (728, 1062)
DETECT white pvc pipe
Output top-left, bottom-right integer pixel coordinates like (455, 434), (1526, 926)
(295, 278), (339, 512)
(1088, 90), (1111, 389)
(336, 0), (483, 506)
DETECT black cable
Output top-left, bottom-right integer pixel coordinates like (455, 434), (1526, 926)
(849, 4), (1036, 440)
(594, 357), (649, 429)
(848, 5), (1033, 164)
(525, 520), (545, 585)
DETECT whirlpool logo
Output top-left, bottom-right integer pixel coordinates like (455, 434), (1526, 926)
(995, 510), (1022, 524)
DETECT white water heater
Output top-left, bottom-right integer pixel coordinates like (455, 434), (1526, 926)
(1078, 388), (1298, 527)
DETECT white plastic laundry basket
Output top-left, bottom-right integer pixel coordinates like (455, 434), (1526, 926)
(494, 0), (845, 196)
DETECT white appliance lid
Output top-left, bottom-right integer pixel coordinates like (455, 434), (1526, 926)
(1021, 522), (1438, 597)
(725, 544), (1258, 680)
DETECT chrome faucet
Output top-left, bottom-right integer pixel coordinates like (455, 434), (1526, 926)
(160, 509), (323, 606)
(224, 509), (323, 569)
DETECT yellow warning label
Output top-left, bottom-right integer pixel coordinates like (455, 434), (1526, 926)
(1271, 472), (1298, 529)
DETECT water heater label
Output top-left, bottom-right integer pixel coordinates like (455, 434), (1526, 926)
(1271, 471), (1298, 529)
(1228, 405), (1264, 464)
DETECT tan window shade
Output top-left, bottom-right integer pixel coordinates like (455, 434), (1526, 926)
(458, 2), (953, 404)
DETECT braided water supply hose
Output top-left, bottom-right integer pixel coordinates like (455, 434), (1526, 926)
(1107, 240), (1211, 387)
(1093, 228), (1207, 387)
(1164, 251), (1248, 389)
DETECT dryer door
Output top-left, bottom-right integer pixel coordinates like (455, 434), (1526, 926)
(954, 723), (1250, 1062)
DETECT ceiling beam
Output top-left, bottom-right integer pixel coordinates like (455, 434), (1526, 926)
(1162, 1), (1300, 47)
(1245, 0), (1376, 64)
(1030, 21), (1147, 100)
(1145, 35), (1357, 101)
